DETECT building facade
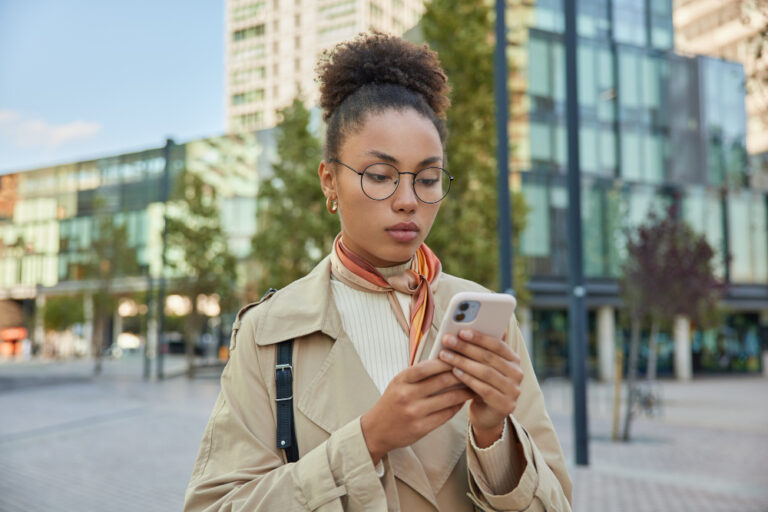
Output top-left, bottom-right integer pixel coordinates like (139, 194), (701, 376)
(226, 0), (426, 132)
(505, 0), (768, 378)
(673, 0), (768, 158)
(0, 132), (274, 356)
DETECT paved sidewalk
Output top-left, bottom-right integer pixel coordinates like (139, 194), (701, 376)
(0, 355), (220, 512)
(1, 355), (767, 511)
(544, 377), (768, 512)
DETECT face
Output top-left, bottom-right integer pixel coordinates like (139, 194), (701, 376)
(319, 108), (444, 267)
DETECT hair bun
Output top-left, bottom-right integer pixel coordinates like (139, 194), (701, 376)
(316, 31), (450, 121)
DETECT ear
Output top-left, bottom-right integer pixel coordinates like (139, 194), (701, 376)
(318, 160), (337, 200)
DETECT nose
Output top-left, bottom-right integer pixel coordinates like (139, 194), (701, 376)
(390, 173), (418, 212)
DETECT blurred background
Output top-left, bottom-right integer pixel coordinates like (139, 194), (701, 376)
(0, 0), (767, 511)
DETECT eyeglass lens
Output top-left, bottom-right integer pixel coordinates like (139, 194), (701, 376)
(361, 163), (450, 203)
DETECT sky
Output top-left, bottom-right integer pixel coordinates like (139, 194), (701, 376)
(0, 0), (225, 174)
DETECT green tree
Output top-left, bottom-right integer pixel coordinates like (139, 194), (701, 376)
(422, 0), (530, 300)
(252, 98), (339, 290)
(166, 170), (238, 376)
(619, 205), (723, 441)
(43, 295), (85, 332)
(83, 207), (141, 374)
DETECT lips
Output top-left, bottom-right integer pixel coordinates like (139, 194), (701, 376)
(386, 222), (420, 242)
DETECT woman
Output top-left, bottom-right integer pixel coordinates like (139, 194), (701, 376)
(184, 33), (572, 511)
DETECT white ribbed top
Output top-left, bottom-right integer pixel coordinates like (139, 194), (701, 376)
(330, 261), (411, 394)
(330, 264), (516, 494)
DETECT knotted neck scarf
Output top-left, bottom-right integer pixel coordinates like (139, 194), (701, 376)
(330, 234), (442, 365)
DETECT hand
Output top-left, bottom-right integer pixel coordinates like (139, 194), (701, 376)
(360, 359), (475, 464)
(438, 329), (523, 448)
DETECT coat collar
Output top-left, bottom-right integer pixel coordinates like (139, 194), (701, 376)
(256, 255), (464, 507)
(253, 255), (342, 346)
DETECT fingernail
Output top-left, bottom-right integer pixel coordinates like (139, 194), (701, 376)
(453, 367), (464, 376)
(440, 350), (453, 360)
(444, 335), (457, 347)
(459, 329), (473, 340)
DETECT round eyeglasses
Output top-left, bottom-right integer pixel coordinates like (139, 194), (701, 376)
(329, 158), (454, 204)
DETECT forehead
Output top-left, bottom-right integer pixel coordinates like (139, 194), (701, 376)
(340, 108), (443, 164)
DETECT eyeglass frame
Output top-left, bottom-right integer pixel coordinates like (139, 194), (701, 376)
(328, 157), (454, 204)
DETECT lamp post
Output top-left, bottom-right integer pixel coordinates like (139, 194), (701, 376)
(156, 138), (174, 380)
(495, 0), (513, 294)
(564, 0), (590, 466)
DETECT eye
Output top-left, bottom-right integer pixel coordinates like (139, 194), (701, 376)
(366, 172), (394, 183)
(416, 177), (440, 186)
(415, 168), (442, 187)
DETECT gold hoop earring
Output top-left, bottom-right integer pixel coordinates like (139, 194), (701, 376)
(326, 197), (338, 214)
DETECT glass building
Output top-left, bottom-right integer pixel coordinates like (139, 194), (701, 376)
(508, 0), (768, 378)
(0, 132), (274, 356)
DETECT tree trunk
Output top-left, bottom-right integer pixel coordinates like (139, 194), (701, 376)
(622, 314), (641, 441)
(92, 315), (104, 376)
(185, 312), (197, 379)
(647, 319), (659, 381)
(612, 346), (623, 441)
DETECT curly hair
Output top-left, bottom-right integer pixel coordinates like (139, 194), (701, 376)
(315, 31), (451, 159)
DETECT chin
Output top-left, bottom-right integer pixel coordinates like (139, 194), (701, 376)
(377, 244), (419, 266)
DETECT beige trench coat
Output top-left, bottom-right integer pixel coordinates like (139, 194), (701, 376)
(184, 256), (572, 511)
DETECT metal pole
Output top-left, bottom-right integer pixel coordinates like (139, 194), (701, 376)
(495, 0), (513, 294)
(156, 138), (174, 380)
(564, 0), (589, 466)
(143, 270), (152, 380)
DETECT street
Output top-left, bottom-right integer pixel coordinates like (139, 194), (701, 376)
(1, 355), (767, 511)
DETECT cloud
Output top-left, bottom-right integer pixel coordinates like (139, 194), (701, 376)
(0, 110), (102, 148)
(0, 109), (22, 125)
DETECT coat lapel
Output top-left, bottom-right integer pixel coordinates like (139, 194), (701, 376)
(296, 329), (442, 509)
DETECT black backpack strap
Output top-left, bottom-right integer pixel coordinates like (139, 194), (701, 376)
(275, 339), (299, 463)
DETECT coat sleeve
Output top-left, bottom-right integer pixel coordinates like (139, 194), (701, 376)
(466, 316), (573, 512)
(183, 309), (387, 511)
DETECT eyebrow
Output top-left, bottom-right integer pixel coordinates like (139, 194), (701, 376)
(365, 150), (443, 168)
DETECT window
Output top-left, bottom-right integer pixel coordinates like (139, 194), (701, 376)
(231, 67), (266, 85)
(319, 0), (356, 20)
(233, 24), (265, 42)
(295, 35), (301, 49)
(232, 89), (265, 105)
(370, 2), (383, 19)
(234, 112), (264, 130)
(232, 2), (266, 22)
(232, 45), (265, 61)
(520, 181), (550, 257)
(295, 14), (301, 26)
(580, 126), (598, 174)
(621, 131), (642, 181)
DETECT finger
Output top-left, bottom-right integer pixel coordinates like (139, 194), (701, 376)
(417, 370), (465, 397)
(440, 348), (511, 391)
(421, 387), (475, 415)
(456, 330), (520, 364)
(452, 366), (519, 413)
(442, 334), (517, 376)
(420, 402), (465, 433)
(404, 358), (454, 383)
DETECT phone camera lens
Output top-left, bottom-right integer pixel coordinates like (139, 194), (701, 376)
(455, 313), (465, 322)
(459, 302), (469, 311)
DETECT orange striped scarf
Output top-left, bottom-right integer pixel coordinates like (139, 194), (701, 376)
(330, 234), (441, 365)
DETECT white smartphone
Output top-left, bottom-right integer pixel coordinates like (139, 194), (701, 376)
(429, 291), (517, 360)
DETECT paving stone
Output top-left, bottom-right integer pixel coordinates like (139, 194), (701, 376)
(1, 356), (767, 511)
